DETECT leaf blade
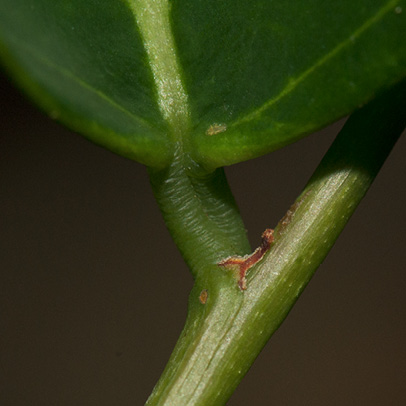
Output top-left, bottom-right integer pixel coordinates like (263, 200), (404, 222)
(171, 0), (406, 167)
(0, 0), (172, 167)
(0, 0), (405, 168)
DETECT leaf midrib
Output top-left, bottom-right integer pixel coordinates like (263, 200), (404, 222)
(127, 0), (191, 141)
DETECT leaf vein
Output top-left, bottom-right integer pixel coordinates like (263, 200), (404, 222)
(127, 0), (191, 140)
(231, 0), (400, 127)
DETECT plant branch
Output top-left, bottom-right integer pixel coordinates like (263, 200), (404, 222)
(146, 80), (405, 405)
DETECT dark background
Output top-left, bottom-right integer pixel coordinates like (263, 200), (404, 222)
(1, 70), (405, 405)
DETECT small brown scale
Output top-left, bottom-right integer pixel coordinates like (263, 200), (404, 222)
(218, 229), (274, 290)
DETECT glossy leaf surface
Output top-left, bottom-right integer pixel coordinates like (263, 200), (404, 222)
(0, 0), (405, 169)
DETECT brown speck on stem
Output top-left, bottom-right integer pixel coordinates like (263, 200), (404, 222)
(199, 289), (208, 304)
(279, 203), (299, 231)
(218, 229), (274, 290)
(278, 191), (311, 235)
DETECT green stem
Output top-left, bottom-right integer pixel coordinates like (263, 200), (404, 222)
(146, 80), (405, 406)
(148, 145), (251, 279)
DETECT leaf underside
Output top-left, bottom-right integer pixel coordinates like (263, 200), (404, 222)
(0, 0), (405, 169)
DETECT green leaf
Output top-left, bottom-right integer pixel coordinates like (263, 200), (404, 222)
(0, 0), (173, 167)
(0, 0), (405, 169)
(177, 0), (406, 167)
